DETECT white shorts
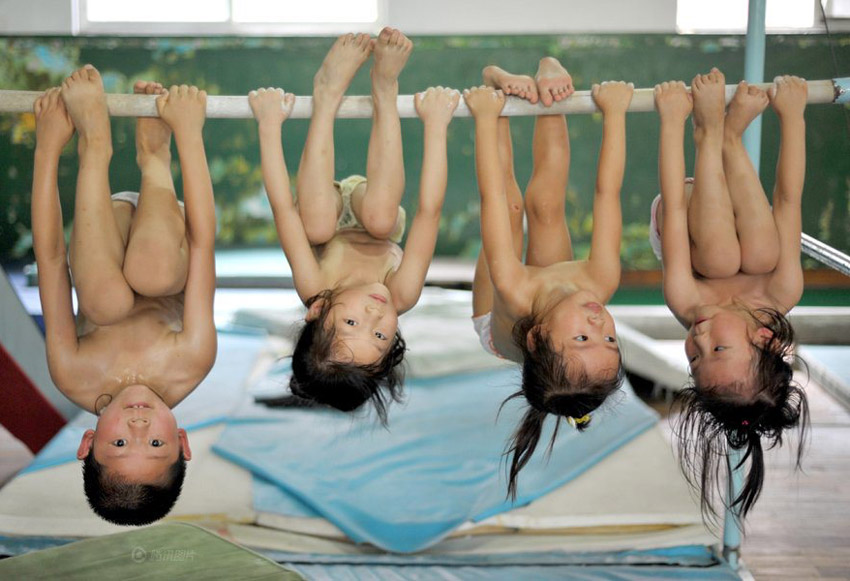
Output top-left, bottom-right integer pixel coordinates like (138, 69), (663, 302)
(472, 312), (506, 359)
(648, 178), (694, 262)
(111, 191), (184, 208)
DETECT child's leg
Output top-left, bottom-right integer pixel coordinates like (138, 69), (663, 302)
(352, 27), (412, 239)
(723, 82), (779, 274)
(122, 81), (189, 297)
(525, 57), (573, 267)
(297, 33), (372, 244)
(473, 66), (527, 317)
(687, 68), (741, 278)
(62, 66), (135, 326)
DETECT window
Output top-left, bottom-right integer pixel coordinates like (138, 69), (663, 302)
(677, 0), (815, 33)
(79, 0), (384, 35)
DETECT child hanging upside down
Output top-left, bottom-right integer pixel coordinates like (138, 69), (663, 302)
(31, 66), (217, 524)
(249, 29), (459, 423)
(653, 68), (809, 521)
(464, 58), (633, 498)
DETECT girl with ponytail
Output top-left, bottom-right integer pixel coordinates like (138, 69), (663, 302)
(464, 59), (632, 496)
(654, 70), (810, 520)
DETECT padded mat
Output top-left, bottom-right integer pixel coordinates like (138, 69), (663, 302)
(0, 522), (301, 580)
(213, 367), (658, 552)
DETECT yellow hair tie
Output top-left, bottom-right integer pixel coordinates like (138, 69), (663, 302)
(572, 414), (591, 425)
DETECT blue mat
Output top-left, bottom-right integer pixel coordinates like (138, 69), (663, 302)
(288, 563), (740, 580)
(213, 364), (658, 553)
(23, 330), (267, 473)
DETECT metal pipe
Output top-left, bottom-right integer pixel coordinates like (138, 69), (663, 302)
(0, 79), (840, 119)
(723, 0), (767, 568)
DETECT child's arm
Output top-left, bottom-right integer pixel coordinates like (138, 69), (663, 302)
(30, 88), (81, 386)
(388, 87), (460, 312)
(156, 86), (217, 368)
(249, 88), (325, 302)
(586, 82), (633, 294)
(463, 87), (529, 295)
(653, 82), (701, 315)
(767, 76), (807, 308)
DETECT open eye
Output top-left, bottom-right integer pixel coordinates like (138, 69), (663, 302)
(574, 335), (588, 342)
(689, 354), (699, 363)
(375, 331), (388, 340)
(151, 439), (164, 447)
(604, 336), (616, 343)
(713, 346), (726, 352)
(344, 319), (357, 326)
(112, 439), (127, 447)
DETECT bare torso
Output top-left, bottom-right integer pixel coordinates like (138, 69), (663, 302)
(317, 229), (403, 287)
(671, 272), (792, 329)
(61, 294), (192, 412)
(490, 261), (595, 363)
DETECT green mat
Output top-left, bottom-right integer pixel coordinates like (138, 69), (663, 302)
(0, 522), (302, 580)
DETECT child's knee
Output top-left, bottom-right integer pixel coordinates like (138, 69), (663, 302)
(124, 239), (188, 297)
(78, 280), (135, 326)
(694, 246), (741, 279)
(361, 210), (400, 240)
(525, 197), (564, 226)
(740, 244), (780, 275)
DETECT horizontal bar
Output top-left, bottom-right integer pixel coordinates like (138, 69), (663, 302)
(802, 233), (850, 278)
(0, 79), (840, 119)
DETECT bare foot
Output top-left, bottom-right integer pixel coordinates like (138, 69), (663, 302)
(60, 65), (111, 153)
(372, 27), (412, 96)
(134, 81), (171, 166)
(313, 33), (372, 107)
(725, 81), (768, 138)
(482, 65), (538, 104)
(535, 57), (573, 107)
(34, 87), (75, 152)
(691, 67), (726, 140)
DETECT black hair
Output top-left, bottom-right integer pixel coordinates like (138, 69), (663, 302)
(676, 307), (809, 524)
(259, 289), (406, 425)
(82, 450), (186, 526)
(502, 312), (625, 500)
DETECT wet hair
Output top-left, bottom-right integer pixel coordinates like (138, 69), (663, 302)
(676, 307), (809, 523)
(82, 450), (186, 526)
(259, 289), (406, 425)
(502, 313), (625, 499)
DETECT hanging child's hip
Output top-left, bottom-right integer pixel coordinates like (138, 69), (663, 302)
(334, 175), (406, 244)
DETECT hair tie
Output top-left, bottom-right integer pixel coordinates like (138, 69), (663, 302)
(571, 414), (591, 426)
(741, 420), (749, 426)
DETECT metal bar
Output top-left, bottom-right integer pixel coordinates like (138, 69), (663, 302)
(723, 0), (767, 569)
(802, 233), (850, 277)
(0, 79), (840, 119)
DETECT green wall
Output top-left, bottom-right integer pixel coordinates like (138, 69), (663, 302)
(1, 34), (848, 267)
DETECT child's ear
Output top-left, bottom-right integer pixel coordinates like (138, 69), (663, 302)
(76, 429), (95, 460)
(755, 327), (774, 346)
(305, 299), (325, 322)
(526, 326), (540, 352)
(177, 428), (192, 461)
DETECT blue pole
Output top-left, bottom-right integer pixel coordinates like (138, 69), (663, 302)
(723, 0), (766, 570)
(741, 0), (766, 172)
